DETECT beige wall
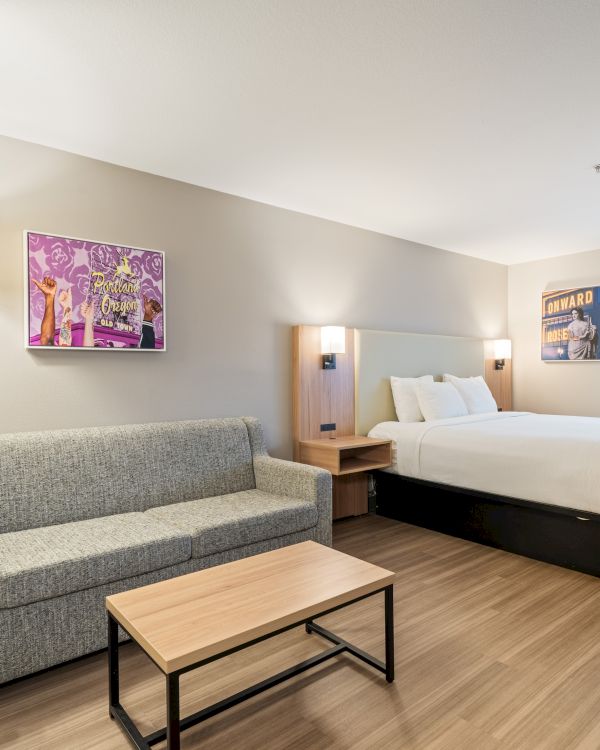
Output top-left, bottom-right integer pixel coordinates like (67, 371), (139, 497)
(0, 136), (507, 455)
(509, 249), (600, 416)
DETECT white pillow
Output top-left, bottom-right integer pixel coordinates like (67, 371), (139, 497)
(443, 374), (497, 414)
(390, 375), (434, 422)
(415, 381), (469, 421)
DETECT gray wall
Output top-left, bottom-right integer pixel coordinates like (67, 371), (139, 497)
(0, 136), (507, 456)
(509, 249), (600, 416)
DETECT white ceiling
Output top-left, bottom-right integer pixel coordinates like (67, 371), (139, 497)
(2, 0), (600, 265)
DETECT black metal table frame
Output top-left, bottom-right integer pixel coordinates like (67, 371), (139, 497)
(108, 584), (394, 750)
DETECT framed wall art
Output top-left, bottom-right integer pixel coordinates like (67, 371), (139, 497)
(25, 231), (166, 351)
(541, 287), (599, 361)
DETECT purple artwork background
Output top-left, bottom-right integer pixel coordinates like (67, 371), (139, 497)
(27, 233), (164, 347)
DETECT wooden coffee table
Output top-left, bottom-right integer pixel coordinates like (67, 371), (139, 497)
(106, 540), (395, 749)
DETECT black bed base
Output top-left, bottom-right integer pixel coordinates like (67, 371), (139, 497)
(372, 470), (600, 578)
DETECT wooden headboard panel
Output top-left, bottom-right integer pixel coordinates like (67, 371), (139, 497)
(354, 329), (486, 435)
(292, 325), (355, 459)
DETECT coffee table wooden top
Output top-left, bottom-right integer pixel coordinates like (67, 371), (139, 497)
(106, 541), (395, 674)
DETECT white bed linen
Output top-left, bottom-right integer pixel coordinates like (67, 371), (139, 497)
(368, 412), (600, 515)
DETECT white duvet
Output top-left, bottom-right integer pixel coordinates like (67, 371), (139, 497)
(369, 412), (600, 515)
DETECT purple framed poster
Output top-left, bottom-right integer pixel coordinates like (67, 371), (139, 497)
(24, 231), (166, 351)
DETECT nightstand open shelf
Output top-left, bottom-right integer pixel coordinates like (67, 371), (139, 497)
(338, 457), (384, 474)
(298, 436), (392, 520)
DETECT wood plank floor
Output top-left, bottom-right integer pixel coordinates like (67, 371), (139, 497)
(2, 515), (600, 749)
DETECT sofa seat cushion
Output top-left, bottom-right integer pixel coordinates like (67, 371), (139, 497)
(0, 513), (191, 609)
(145, 490), (318, 558)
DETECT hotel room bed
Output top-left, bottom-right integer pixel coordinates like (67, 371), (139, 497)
(354, 328), (600, 577)
(369, 411), (600, 516)
(368, 411), (600, 577)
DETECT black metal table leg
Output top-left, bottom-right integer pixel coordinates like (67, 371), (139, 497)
(108, 613), (119, 717)
(384, 584), (394, 683)
(167, 673), (180, 750)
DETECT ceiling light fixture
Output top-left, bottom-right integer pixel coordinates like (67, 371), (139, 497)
(595, 164), (600, 173)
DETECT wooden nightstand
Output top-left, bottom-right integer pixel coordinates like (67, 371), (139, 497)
(298, 436), (392, 520)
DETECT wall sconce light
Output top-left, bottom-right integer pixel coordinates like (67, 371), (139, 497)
(320, 326), (346, 369)
(491, 339), (512, 370)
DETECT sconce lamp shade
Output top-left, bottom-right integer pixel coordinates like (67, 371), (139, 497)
(493, 339), (512, 360)
(320, 326), (346, 354)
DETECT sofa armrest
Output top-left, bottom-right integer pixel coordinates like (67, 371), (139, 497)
(253, 456), (332, 546)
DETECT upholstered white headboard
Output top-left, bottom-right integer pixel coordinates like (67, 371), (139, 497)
(354, 329), (485, 435)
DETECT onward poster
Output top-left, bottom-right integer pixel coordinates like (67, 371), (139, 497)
(541, 287), (599, 361)
(26, 232), (165, 350)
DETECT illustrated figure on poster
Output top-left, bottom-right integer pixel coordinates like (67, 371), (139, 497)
(80, 300), (95, 347)
(58, 287), (72, 347)
(32, 276), (97, 347)
(140, 294), (163, 349)
(567, 306), (597, 360)
(31, 276), (57, 345)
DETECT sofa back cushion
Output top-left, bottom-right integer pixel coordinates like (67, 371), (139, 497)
(0, 418), (255, 533)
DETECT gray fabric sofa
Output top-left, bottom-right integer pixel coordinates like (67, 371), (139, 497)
(0, 417), (331, 683)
